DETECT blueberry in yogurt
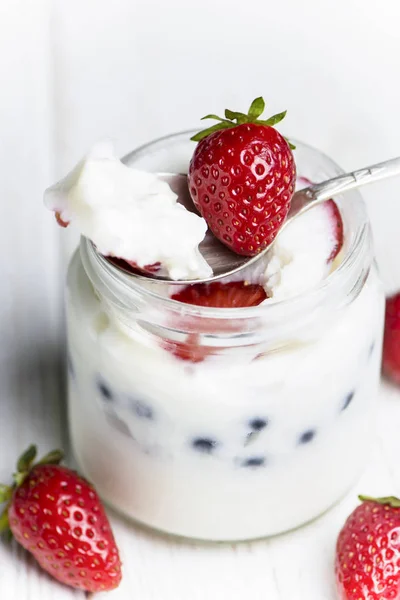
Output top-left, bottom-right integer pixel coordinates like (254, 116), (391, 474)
(192, 437), (219, 454)
(130, 399), (154, 420)
(249, 418), (268, 431)
(298, 429), (317, 445)
(96, 377), (114, 402)
(241, 456), (266, 468)
(341, 391), (355, 412)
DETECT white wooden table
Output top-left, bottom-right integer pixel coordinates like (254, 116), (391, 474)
(1, 378), (400, 600)
(2, 1), (400, 598)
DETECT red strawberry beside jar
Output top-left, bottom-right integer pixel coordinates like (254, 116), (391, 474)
(0, 445), (122, 593)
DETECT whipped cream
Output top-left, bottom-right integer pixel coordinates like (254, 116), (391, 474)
(263, 202), (339, 300)
(44, 142), (212, 281)
(223, 199), (340, 301)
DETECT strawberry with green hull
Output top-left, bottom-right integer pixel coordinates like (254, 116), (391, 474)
(0, 446), (122, 593)
(188, 97), (296, 257)
(335, 495), (400, 599)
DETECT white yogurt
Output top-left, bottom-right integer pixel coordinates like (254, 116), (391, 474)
(67, 253), (383, 540)
(44, 142), (211, 281)
(223, 199), (342, 301)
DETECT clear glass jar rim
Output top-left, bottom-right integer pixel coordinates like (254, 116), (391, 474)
(81, 134), (372, 322)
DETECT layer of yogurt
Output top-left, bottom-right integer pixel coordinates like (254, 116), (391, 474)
(66, 242), (384, 540)
(45, 143), (343, 301)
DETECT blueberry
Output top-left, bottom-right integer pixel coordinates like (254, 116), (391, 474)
(298, 429), (316, 445)
(241, 456), (266, 468)
(192, 438), (218, 454)
(105, 411), (131, 438)
(132, 400), (153, 420)
(249, 418), (268, 431)
(341, 391), (355, 412)
(97, 378), (113, 401)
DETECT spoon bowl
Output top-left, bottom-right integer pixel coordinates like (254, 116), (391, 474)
(107, 155), (400, 285)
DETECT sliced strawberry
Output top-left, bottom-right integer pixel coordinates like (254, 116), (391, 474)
(383, 293), (400, 385)
(171, 281), (267, 308)
(163, 334), (215, 363)
(325, 199), (344, 262)
(165, 282), (267, 362)
(108, 257), (161, 275)
(125, 260), (161, 273)
(296, 176), (344, 263)
(55, 212), (69, 228)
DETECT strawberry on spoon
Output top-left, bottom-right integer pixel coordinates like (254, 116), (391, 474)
(117, 132), (398, 285)
(189, 97), (296, 257)
(0, 445), (122, 593)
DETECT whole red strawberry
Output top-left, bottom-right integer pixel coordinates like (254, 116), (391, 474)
(0, 446), (121, 592)
(188, 97), (296, 256)
(383, 293), (400, 385)
(335, 495), (400, 599)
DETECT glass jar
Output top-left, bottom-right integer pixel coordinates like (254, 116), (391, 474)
(66, 133), (385, 542)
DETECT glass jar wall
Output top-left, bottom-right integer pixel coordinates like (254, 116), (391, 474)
(66, 134), (384, 541)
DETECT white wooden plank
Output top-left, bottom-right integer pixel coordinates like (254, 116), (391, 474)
(0, 1), (75, 597)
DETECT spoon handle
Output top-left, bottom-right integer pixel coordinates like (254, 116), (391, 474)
(290, 155), (400, 218)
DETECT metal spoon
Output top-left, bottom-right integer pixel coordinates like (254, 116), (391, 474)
(108, 156), (400, 285)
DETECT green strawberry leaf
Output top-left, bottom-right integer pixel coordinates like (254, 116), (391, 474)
(359, 495), (400, 507)
(200, 114), (227, 122)
(225, 109), (248, 124)
(0, 509), (9, 534)
(13, 472), (27, 486)
(191, 97), (292, 143)
(248, 97), (265, 120)
(36, 449), (64, 466)
(258, 110), (287, 127)
(17, 445), (37, 473)
(0, 485), (12, 504)
(190, 121), (233, 142)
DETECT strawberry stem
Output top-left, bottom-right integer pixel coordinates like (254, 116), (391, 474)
(0, 485), (12, 503)
(36, 449), (64, 466)
(191, 96), (296, 149)
(0, 508), (10, 533)
(359, 494), (400, 508)
(17, 444), (37, 472)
